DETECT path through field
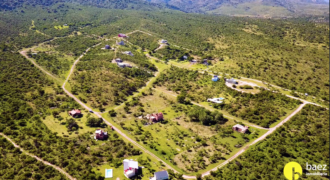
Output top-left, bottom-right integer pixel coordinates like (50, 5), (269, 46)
(0, 133), (76, 180)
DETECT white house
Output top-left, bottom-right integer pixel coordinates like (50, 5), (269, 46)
(207, 97), (224, 104)
(117, 62), (132, 68)
(123, 51), (134, 56)
(232, 124), (249, 134)
(123, 159), (139, 178)
(161, 39), (168, 44)
(150, 170), (169, 180)
(226, 78), (238, 84)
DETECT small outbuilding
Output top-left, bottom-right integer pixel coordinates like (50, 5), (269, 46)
(115, 58), (123, 63)
(212, 75), (219, 82)
(117, 41), (125, 46)
(105, 45), (111, 49)
(150, 170), (169, 180)
(182, 55), (188, 60)
(68, 109), (82, 118)
(123, 159), (139, 178)
(225, 78), (238, 84)
(117, 62), (132, 68)
(160, 39), (168, 44)
(95, 129), (108, 140)
(232, 124), (249, 134)
(124, 51), (134, 56)
(207, 97), (224, 104)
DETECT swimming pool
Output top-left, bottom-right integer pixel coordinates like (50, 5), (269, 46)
(105, 169), (113, 178)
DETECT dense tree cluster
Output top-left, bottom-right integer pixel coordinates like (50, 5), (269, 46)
(205, 105), (329, 180)
(48, 36), (98, 57)
(128, 31), (159, 51)
(0, 51), (142, 179)
(71, 45), (153, 110)
(156, 46), (189, 60)
(29, 51), (71, 76)
(0, 136), (67, 179)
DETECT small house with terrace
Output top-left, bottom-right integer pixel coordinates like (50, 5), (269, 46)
(232, 124), (249, 134)
(68, 109), (82, 118)
(123, 159), (139, 178)
(146, 113), (163, 123)
(94, 129), (108, 140)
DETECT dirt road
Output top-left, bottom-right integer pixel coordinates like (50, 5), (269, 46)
(61, 43), (178, 172)
(0, 133), (76, 180)
(199, 102), (307, 178)
(20, 50), (58, 79)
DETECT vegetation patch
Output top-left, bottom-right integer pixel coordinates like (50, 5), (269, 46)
(206, 105), (329, 179)
(154, 67), (301, 127)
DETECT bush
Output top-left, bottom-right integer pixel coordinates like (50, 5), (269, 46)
(109, 109), (117, 117)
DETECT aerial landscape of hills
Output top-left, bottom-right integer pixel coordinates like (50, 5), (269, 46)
(1, 0), (329, 16)
(0, 0), (329, 179)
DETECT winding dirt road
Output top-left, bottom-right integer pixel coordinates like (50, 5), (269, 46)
(61, 44), (177, 172)
(199, 102), (307, 178)
(0, 133), (76, 180)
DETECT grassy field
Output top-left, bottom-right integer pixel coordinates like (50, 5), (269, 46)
(54, 25), (69, 30)
(43, 110), (99, 137)
(104, 89), (268, 174)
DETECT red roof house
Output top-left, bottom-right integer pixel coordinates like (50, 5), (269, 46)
(146, 113), (163, 123)
(118, 33), (128, 38)
(68, 109), (81, 118)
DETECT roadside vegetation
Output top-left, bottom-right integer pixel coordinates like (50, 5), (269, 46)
(205, 105), (329, 180)
(0, 136), (67, 179)
(128, 31), (159, 51)
(69, 42), (153, 111)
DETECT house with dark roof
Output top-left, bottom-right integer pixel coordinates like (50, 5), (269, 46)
(150, 170), (169, 180)
(117, 41), (125, 46)
(212, 75), (219, 82)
